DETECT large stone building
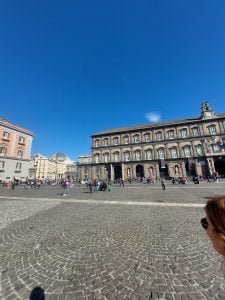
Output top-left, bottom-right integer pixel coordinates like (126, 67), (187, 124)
(0, 118), (34, 182)
(78, 102), (225, 180)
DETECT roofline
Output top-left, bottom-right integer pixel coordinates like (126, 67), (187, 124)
(0, 118), (35, 137)
(91, 113), (225, 137)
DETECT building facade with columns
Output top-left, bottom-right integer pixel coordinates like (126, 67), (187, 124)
(0, 118), (34, 182)
(30, 152), (77, 181)
(78, 102), (225, 180)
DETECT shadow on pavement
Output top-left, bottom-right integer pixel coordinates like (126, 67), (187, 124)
(30, 286), (45, 300)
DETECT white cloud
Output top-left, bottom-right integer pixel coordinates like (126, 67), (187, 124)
(145, 112), (161, 123)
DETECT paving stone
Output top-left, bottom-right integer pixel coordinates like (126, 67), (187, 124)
(0, 183), (225, 299)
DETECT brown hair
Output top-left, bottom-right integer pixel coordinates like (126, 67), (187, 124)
(205, 195), (225, 240)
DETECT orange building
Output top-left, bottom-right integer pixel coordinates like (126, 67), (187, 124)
(0, 118), (34, 182)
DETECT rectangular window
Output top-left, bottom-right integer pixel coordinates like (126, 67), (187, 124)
(2, 131), (9, 140)
(0, 161), (5, 170)
(16, 162), (22, 171)
(0, 147), (7, 156)
(19, 136), (25, 144)
(17, 150), (23, 158)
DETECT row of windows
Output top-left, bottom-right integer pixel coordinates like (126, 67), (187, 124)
(93, 144), (221, 163)
(94, 126), (217, 147)
(0, 147), (24, 158)
(2, 131), (26, 144)
(0, 161), (22, 171)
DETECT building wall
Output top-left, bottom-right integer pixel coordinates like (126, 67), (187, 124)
(0, 119), (34, 182)
(78, 104), (225, 180)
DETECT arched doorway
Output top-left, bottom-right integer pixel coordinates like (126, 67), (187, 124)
(214, 159), (225, 176)
(159, 161), (169, 178)
(185, 161), (196, 177)
(136, 165), (144, 178)
(114, 165), (122, 180)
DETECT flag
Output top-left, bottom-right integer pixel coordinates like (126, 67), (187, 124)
(219, 143), (225, 150)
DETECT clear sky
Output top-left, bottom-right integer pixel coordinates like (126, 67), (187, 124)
(1, 0), (225, 160)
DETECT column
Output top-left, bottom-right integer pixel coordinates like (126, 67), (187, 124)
(181, 161), (186, 177)
(110, 164), (114, 181)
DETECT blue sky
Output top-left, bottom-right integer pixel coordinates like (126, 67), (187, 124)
(0, 0), (225, 160)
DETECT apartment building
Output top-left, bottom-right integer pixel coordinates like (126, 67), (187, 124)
(78, 102), (225, 180)
(30, 152), (77, 180)
(0, 118), (34, 182)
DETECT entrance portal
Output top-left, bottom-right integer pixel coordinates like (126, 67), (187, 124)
(214, 159), (225, 176)
(136, 165), (144, 178)
(114, 165), (122, 180)
(185, 161), (196, 177)
(159, 161), (169, 178)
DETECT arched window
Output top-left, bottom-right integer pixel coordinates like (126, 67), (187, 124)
(95, 139), (100, 147)
(196, 145), (203, 155)
(103, 153), (109, 162)
(155, 131), (163, 141)
(133, 134), (140, 143)
(113, 152), (120, 162)
(192, 127), (199, 136)
(134, 150), (141, 160)
(94, 154), (100, 163)
(123, 135), (129, 144)
(145, 149), (153, 160)
(167, 130), (175, 139)
(113, 137), (119, 145)
(158, 148), (165, 159)
(103, 138), (109, 146)
(180, 128), (188, 138)
(144, 133), (150, 142)
(170, 148), (178, 158)
(183, 146), (191, 157)
(208, 125), (216, 135)
(123, 151), (130, 161)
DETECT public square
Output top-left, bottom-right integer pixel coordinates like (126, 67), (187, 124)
(0, 182), (225, 300)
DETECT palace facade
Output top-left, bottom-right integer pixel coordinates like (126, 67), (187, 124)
(77, 102), (225, 180)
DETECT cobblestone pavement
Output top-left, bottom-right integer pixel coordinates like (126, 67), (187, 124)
(0, 185), (225, 299)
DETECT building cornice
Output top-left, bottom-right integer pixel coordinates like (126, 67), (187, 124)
(92, 114), (225, 138)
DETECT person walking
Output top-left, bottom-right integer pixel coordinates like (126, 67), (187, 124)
(161, 179), (166, 190)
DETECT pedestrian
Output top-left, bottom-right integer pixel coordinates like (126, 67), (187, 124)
(107, 180), (111, 192)
(161, 179), (165, 190)
(201, 195), (225, 279)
